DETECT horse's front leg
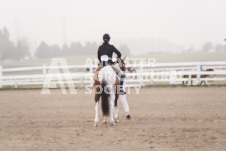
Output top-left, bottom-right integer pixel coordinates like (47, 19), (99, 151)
(94, 94), (100, 127)
(110, 93), (116, 126)
(203, 80), (207, 85)
(200, 81), (203, 85)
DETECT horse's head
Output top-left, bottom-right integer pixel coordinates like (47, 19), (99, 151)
(119, 56), (126, 72)
(201, 68), (214, 78)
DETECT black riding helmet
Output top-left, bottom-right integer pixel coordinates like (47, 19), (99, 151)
(103, 33), (110, 41)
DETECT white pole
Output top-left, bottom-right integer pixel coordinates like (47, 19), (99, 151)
(90, 62), (93, 86)
(188, 74), (192, 85)
(0, 66), (2, 88)
(170, 69), (176, 84)
(14, 79), (18, 88)
(139, 62), (143, 85)
(43, 64), (47, 87)
(196, 61), (201, 85)
(43, 64), (47, 76)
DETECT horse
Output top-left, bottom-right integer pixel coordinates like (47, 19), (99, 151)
(182, 69), (214, 85)
(93, 57), (126, 127)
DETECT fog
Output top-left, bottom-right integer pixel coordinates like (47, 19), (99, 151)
(1, 0), (226, 56)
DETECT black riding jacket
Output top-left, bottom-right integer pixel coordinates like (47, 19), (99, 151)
(97, 42), (121, 66)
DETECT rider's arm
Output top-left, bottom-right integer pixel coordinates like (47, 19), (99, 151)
(112, 45), (121, 59)
(97, 47), (101, 62)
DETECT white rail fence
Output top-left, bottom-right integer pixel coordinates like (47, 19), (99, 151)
(0, 61), (226, 88)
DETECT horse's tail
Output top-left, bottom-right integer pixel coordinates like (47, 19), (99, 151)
(101, 80), (109, 116)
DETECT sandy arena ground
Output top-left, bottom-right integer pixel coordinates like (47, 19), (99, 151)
(0, 87), (226, 151)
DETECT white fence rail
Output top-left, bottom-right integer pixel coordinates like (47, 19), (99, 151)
(0, 61), (226, 88)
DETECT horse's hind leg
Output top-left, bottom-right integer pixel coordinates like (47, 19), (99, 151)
(110, 93), (116, 126)
(94, 94), (100, 127)
(185, 81), (188, 85)
(114, 94), (119, 123)
(200, 81), (204, 85)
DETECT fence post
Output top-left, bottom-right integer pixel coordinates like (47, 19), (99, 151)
(42, 64), (47, 86)
(89, 62), (93, 86)
(14, 79), (18, 88)
(150, 70), (154, 85)
(188, 74), (192, 85)
(0, 66), (2, 88)
(139, 62), (143, 85)
(43, 64), (47, 75)
(196, 61), (201, 85)
(169, 70), (177, 85)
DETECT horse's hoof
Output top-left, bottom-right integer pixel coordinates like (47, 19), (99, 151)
(114, 118), (119, 123)
(126, 115), (131, 119)
(94, 119), (99, 123)
(112, 122), (116, 126)
(103, 120), (107, 123)
(94, 123), (97, 127)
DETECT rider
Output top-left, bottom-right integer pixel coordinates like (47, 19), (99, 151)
(97, 33), (131, 119)
(98, 33), (125, 94)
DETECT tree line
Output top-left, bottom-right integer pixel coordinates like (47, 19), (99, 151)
(1, 27), (226, 61)
(0, 27), (30, 61)
(35, 41), (130, 59)
(35, 41), (98, 59)
(187, 42), (226, 52)
(201, 42), (226, 52)
(0, 27), (131, 61)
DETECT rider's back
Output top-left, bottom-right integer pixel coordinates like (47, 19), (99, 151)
(98, 42), (121, 66)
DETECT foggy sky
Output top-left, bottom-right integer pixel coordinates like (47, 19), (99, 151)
(1, 0), (226, 55)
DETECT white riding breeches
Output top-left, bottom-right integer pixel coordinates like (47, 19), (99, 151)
(120, 94), (130, 113)
(112, 63), (129, 113)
